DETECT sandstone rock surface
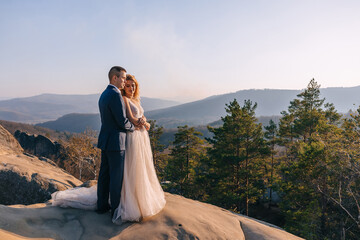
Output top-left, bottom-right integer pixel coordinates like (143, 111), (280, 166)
(0, 193), (303, 240)
(0, 125), (23, 155)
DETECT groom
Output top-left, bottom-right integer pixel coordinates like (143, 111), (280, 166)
(97, 66), (139, 218)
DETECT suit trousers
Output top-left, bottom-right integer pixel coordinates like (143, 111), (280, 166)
(97, 150), (125, 212)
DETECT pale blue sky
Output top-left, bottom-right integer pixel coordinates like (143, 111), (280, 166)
(1, 0), (360, 102)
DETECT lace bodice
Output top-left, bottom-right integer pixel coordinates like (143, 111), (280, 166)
(129, 99), (144, 118)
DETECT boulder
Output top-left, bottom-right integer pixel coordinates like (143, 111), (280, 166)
(0, 125), (82, 205)
(14, 130), (62, 159)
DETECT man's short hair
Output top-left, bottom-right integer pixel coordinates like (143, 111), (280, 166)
(108, 66), (127, 81)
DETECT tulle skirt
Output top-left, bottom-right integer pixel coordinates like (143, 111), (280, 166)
(51, 185), (97, 210)
(113, 129), (166, 222)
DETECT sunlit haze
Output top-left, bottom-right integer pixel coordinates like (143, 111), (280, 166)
(1, 0), (360, 102)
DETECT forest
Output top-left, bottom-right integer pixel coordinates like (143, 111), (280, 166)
(56, 79), (360, 240)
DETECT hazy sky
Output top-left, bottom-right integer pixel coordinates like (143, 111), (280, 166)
(1, 0), (360, 102)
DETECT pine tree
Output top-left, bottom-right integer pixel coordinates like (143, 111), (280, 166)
(325, 107), (360, 239)
(277, 79), (344, 239)
(264, 120), (278, 207)
(147, 120), (165, 176)
(165, 125), (205, 196)
(207, 99), (268, 215)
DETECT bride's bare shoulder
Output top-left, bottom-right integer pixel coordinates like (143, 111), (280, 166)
(123, 96), (129, 102)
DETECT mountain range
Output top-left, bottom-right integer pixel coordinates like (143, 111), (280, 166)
(0, 94), (179, 123)
(32, 86), (360, 136)
(145, 86), (360, 128)
(1, 86), (360, 131)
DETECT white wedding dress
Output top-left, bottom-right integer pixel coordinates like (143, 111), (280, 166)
(51, 100), (166, 223)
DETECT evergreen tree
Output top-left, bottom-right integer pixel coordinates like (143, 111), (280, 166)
(165, 125), (205, 196)
(147, 120), (165, 177)
(207, 99), (268, 216)
(277, 79), (344, 239)
(264, 120), (278, 207)
(323, 107), (360, 239)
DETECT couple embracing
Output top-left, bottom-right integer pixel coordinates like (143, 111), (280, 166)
(52, 66), (166, 224)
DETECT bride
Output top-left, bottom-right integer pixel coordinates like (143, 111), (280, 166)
(51, 74), (166, 223)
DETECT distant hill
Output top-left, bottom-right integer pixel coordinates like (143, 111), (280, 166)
(0, 119), (69, 141)
(159, 116), (281, 145)
(0, 94), (180, 123)
(36, 113), (101, 133)
(32, 86), (360, 135)
(34, 113), (281, 148)
(0, 110), (37, 122)
(146, 86), (360, 128)
(3, 86), (359, 127)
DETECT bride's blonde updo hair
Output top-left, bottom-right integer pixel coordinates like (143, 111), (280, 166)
(122, 74), (140, 101)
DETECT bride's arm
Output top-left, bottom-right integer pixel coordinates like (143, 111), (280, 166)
(123, 97), (141, 126)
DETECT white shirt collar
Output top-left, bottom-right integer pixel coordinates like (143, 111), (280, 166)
(109, 84), (121, 93)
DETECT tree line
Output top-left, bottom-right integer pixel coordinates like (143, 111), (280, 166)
(149, 79), (360, 240)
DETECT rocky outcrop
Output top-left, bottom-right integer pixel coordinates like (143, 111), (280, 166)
(0, 192), (304, 240)
(14, 130), (63, 159)
(0, 125), (23, 155)
(0, 125), (82, 205)
(0, 153), (83, 205)
(0, 153), (82, 205)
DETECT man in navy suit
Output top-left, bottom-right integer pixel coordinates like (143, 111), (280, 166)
(96, 66), (140, 218)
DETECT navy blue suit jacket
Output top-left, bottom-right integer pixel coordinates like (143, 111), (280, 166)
(97, 85), (134, 151)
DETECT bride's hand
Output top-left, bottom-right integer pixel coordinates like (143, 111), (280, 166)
(137, 117), (145, 125)
(144, 122), (150, 131)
